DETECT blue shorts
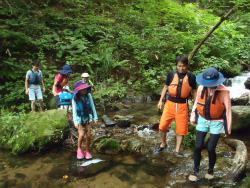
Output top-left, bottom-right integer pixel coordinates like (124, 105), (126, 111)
(28, 88), (43, 101)
(196, 116), (224, 134)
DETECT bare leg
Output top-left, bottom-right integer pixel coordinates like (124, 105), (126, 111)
(176, 134), (184, 152)
(31, 100), (36, 111)
(85, 123), (91, 152)
(159, 129), (167, 147)
(39, 99), (44, 112)
(76, 123), (84, 151)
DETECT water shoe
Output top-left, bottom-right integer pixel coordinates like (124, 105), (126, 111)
(188, 172), (199, 182)
(84, 152), (92, 159)
(77, 150), (84, 159)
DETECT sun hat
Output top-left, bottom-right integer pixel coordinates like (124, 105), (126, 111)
(60, 65), (73, 74)
(196, 67), (225, 87)
(81, 73), (90, 78)
(62, 85), (70, 92)
(72, 80), (91, 94)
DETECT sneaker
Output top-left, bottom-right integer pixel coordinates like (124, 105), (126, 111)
(77, 150), (84, 159)
(205, 169), (214, 180)
(156, 145), (167, 152)
(188, 172), (199, 182)
(205, 173), (214, 180)
(84, 152), (92, 159)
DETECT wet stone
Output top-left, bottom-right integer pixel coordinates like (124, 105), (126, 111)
(15, 173), (26, 179)
(5, 179), (17, 187)
(0, 164), (5, 171)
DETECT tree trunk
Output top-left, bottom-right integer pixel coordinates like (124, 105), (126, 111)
(224, 139), (247, 183)
(188, 8), (235, 65)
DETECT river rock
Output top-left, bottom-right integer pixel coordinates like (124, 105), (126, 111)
(1, 110), (68, 154)
(148, 116), (160, 130)
(232, 106), (250, 130)
(121, 139), (143, 155)
(231, 93), (249, 106)
(224, 78), (232, 87)
(102, 115), (116, 127)
(96, 138), (122, 154)
(114, 115), (131, 128)
(244, 77), (250, 89)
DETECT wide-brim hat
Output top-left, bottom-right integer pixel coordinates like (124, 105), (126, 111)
(196, 67), (225, 87)
(81, 73), (89, 78)
(72, 80), (91, 94)
(60, 65), (73, 74)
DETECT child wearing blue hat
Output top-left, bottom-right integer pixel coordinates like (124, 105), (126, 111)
(52, 65), (73, 109)
(189, 67), (232, 181)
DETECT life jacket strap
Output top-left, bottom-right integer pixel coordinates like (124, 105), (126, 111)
(212, 90), (220, 104)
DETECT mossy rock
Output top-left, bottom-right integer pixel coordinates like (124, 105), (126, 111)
(7, 110), (68, 154)
(96, 138), (121, 154)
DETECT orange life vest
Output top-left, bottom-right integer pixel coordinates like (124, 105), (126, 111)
(168, 72), (191, 99)
(197, 87), (225, 120)
(61, 78), (68, 88)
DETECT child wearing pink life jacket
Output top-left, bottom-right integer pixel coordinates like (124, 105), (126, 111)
(188, 67), (232, 181)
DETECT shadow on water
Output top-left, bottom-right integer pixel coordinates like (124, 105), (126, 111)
(0, 101), (249, 187)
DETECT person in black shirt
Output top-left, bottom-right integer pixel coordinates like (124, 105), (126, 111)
(157, 55), (197, 156)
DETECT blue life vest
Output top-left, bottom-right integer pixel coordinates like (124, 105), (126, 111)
(59, 93), (72, 105)
(76, 96), (92, 120)
(29, 70), (42, 85)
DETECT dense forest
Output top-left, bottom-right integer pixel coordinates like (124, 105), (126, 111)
(0, 0), (250, 111)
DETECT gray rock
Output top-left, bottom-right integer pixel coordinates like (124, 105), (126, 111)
(102, 115), (116, 127)
(116, 118), (131, 128)
(224, 78), (232, 87)
(244, 77), (250, 89)
(232, 106), (250, 130)
(231, 93), (249, 106)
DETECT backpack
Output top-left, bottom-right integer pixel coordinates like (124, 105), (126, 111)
(28, 69), (41, 85)
(59, 92), (72, 105)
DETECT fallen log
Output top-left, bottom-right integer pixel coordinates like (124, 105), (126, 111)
(224, 139), (247, 183)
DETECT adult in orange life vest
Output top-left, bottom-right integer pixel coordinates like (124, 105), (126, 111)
(157, 55), (197, 155)
(188, 67), (232, 182)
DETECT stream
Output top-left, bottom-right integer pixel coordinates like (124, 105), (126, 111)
(0, 101), (249, 188)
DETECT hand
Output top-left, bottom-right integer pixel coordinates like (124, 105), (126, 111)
(43, 87), (45, 93)
(190, 121), (196, 126)
(53, 91), (57, 96)
(157, 101), (162, 109)
(25, 89), (29, 95)
(94, 120), (98, 125)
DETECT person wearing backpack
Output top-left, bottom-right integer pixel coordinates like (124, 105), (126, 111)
(25, 61), (45, 112)
(188, 67), (232, 181)
(52, 64), (73, 109)
(72, 80), (98, 159)
(157, 55), (197, 156)
(59, 85), (73, 120)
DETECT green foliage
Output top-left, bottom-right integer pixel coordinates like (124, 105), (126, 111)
(183, 132), (196, 150)
(93, 78), (127, 109)
(0, 0), (250, 111)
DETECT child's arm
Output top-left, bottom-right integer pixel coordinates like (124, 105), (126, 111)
(87, 93), (98, 120)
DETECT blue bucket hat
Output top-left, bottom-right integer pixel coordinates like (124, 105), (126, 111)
(60, 65), (73, 74)
(196, 67), (225, 87)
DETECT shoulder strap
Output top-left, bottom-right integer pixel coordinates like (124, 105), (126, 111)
(212, 90), (220, 104)
(201, 87), (206, 99)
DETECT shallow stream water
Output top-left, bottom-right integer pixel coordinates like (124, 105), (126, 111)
(0, 102), (249, 188)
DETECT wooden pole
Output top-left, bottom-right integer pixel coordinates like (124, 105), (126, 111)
(188, 8), (235, 65)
